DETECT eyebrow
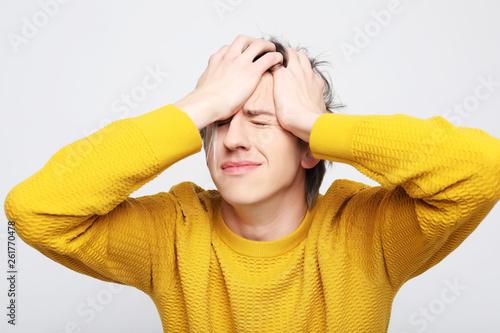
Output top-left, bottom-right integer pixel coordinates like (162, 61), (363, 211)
(244, 109), (275, 117)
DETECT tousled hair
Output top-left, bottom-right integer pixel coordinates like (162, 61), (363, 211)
(201, 35), (344, 208)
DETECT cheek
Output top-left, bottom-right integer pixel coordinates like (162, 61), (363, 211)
(262, 135), (303, 166)
(206, 146), (221, 175)
(251, 127), (275, 148)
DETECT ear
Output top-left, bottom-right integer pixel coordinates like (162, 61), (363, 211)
(300, 143), (321, 169)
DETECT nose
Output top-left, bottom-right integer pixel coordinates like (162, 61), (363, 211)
(222, 112), (250, 151)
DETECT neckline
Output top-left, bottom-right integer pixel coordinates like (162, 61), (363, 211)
(214, 202), (316, 258)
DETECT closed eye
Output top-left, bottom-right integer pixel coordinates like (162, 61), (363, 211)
(251, 121), (268, 127)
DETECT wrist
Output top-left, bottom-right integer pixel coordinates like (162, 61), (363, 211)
(283, 111), (322, 142)
(174, 92), (218, 130)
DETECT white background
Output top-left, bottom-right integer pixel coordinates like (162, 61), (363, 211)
(1, 0), (500, 332)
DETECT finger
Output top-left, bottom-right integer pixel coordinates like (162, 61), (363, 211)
(217, 45), (231, 55)
(283, 47), (301, 69)
(296, 51), (314, 73)
(242, 39), (277, 61)
(253, 52), (284, 74)
(208, 45), (230, 64)
(288, 49), (317, 82)
(226, 34), (258, 56)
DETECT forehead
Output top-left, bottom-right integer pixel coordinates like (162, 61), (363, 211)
(243, 72), (275, 115)
(255, 72), (273, 92)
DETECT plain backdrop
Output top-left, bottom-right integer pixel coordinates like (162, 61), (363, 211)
(1, 0), (500, 332)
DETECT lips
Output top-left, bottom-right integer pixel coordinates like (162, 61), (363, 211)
(221, 160), (261, 174)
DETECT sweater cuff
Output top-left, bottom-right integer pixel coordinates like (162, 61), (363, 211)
(132, 104), (202, 169)
(310, 113), (366, 164)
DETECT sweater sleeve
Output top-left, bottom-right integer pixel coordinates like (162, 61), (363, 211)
(310, 113), (500, 287)
(4, 104), (202, 293)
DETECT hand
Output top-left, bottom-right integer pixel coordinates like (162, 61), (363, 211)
(272, 47), (327, 142)
(175, 35), (283, 130)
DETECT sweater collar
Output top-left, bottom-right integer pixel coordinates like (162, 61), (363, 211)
(213, 200), (318, 258)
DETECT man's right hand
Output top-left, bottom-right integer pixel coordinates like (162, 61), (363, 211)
(174, 35), (283, 130)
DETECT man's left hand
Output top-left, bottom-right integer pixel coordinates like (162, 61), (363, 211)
(272, 47), (327, 142)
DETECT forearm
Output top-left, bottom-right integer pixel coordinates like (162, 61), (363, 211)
(310, 113), (500, 200)
(5, 104), (201, 238)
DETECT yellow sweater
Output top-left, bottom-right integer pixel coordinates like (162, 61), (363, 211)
(5, 105), (500, 332)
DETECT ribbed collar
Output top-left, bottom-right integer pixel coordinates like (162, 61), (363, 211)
(214, 202), (316, 258)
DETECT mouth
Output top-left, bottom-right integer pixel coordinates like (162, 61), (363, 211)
(221, 160), (261, 175)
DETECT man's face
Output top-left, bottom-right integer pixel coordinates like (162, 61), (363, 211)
(206, 72), (309, 207)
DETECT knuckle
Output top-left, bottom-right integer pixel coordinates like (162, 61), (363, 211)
(235, 34), (249, 42)
(315, 74), (326, 89)
(298, 52), (310, 61)
(274, 52), (284, 61)
(209, 45), (230, 63)
(252, 39), (266, 48)
(208, 53), (218, 63)
(266, 40), (277, 50)
(220, 53), (232, 62)
(217, 45), (230, 55)
(318, 78), (325, 89)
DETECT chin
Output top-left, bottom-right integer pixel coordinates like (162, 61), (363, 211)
(221, 192), (262, 207)
(217, 185), (267, 207)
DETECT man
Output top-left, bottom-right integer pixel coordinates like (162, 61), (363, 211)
(5, 35), (500, 332)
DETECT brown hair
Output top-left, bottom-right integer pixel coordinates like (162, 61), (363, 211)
(201, 36), (344, 208)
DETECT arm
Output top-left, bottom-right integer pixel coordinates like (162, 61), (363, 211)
(272, 48), (500, 287)
(4, 35), (283, 292)
(4, 105), (201, 292)
(311, 113), (500, 287)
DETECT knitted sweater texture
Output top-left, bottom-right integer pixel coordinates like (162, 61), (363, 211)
(5, 104), (500, 332)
